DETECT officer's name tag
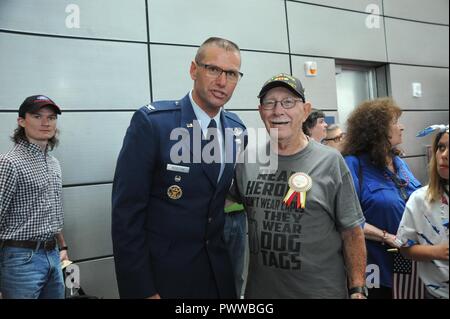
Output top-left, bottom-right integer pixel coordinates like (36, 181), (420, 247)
(167, 164), (190, 174)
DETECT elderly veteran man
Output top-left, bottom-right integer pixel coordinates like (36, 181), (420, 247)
(231, 73), (367, 299)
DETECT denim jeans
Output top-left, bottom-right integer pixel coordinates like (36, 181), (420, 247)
(0, 246), (64, 299)
(224, 211), (246, 298)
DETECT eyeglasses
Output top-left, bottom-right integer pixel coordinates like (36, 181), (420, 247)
(196, 61), (243, 83)
(323, 133), (346, 143)
(260, 98), (302, 110)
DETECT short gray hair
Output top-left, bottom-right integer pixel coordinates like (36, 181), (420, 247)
(195, 37), (241, 65)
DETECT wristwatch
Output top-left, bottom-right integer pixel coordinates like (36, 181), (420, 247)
(348, 286), (368, 298)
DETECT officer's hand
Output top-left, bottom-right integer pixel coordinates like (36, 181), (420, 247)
(147, 293), (161, 299)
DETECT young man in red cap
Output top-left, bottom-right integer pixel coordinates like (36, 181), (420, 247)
(0, 95), (69, 299)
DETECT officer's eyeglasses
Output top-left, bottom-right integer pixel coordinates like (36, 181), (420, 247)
(196, 61), (243, 83)
(261, 98), (303, 110)
(323, 133), (346, 143)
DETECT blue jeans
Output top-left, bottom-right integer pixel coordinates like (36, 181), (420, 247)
(0, 246), (64, 299)
(224, 211), (246, 298)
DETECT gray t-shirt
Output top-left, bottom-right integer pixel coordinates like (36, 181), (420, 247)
(234, 140), (364, 298)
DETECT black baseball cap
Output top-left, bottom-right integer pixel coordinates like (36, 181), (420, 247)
(258, 73), (305, 102)
(18, 95), (62, 118)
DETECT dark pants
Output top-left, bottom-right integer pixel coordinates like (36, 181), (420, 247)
(224, 211), (246, 298)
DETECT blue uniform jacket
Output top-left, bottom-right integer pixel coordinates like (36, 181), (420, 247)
(112, 94), (246, 299)
(345, 154), (421, 288)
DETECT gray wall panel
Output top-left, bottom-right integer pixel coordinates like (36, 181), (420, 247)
(234, 111), (266, 149)
(75, 257), (119, 299)
(287, 2), (387, 61)
(0, 114), (16, 153)
(384, 0), (449, 25)
(63, 184), (112, 261)
(400, 111), (449, 156)
(403, 156), (429, 186)
(234, 110), (265, 131)
(390, 65), (449, 110)
(236, 52), (291, 109)
(0, 0), (147, 41)
(0, 33), (150, 110)
(150, 44), (291, 109)
(293, 0), (383, 13)
(385, 18), (449, 67)
(149, 45), (197, 102)
(291, 56), (338, 109)
(53, 112), (133, 185)
(148, 0), (289, 53)
(0, 112), (134, 185)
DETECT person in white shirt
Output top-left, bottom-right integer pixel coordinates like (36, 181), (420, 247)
(396, 124), (449, 299)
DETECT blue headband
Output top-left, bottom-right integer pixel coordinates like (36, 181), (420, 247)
(416, 124), (449, 137)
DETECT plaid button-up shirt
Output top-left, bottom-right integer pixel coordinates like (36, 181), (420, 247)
(0, 140), (64, 240)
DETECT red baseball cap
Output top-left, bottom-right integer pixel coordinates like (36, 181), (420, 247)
(18, 95), (62, 118)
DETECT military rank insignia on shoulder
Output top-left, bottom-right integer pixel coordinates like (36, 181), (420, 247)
(143, 100), (181, 114)
(145, 104), (156, 111)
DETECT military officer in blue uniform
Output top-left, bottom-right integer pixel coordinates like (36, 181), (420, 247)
(112, 37), (246, 299)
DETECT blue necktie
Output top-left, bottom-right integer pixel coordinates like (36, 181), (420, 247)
(205, 119), (221, 183)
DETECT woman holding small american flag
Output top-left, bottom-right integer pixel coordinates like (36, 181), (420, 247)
(396, 125), (449, 299)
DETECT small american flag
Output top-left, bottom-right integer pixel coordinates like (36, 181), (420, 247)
(392, 252), (425, 299)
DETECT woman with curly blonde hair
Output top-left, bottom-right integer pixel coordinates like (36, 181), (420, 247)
(342, 97), (421, 298)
